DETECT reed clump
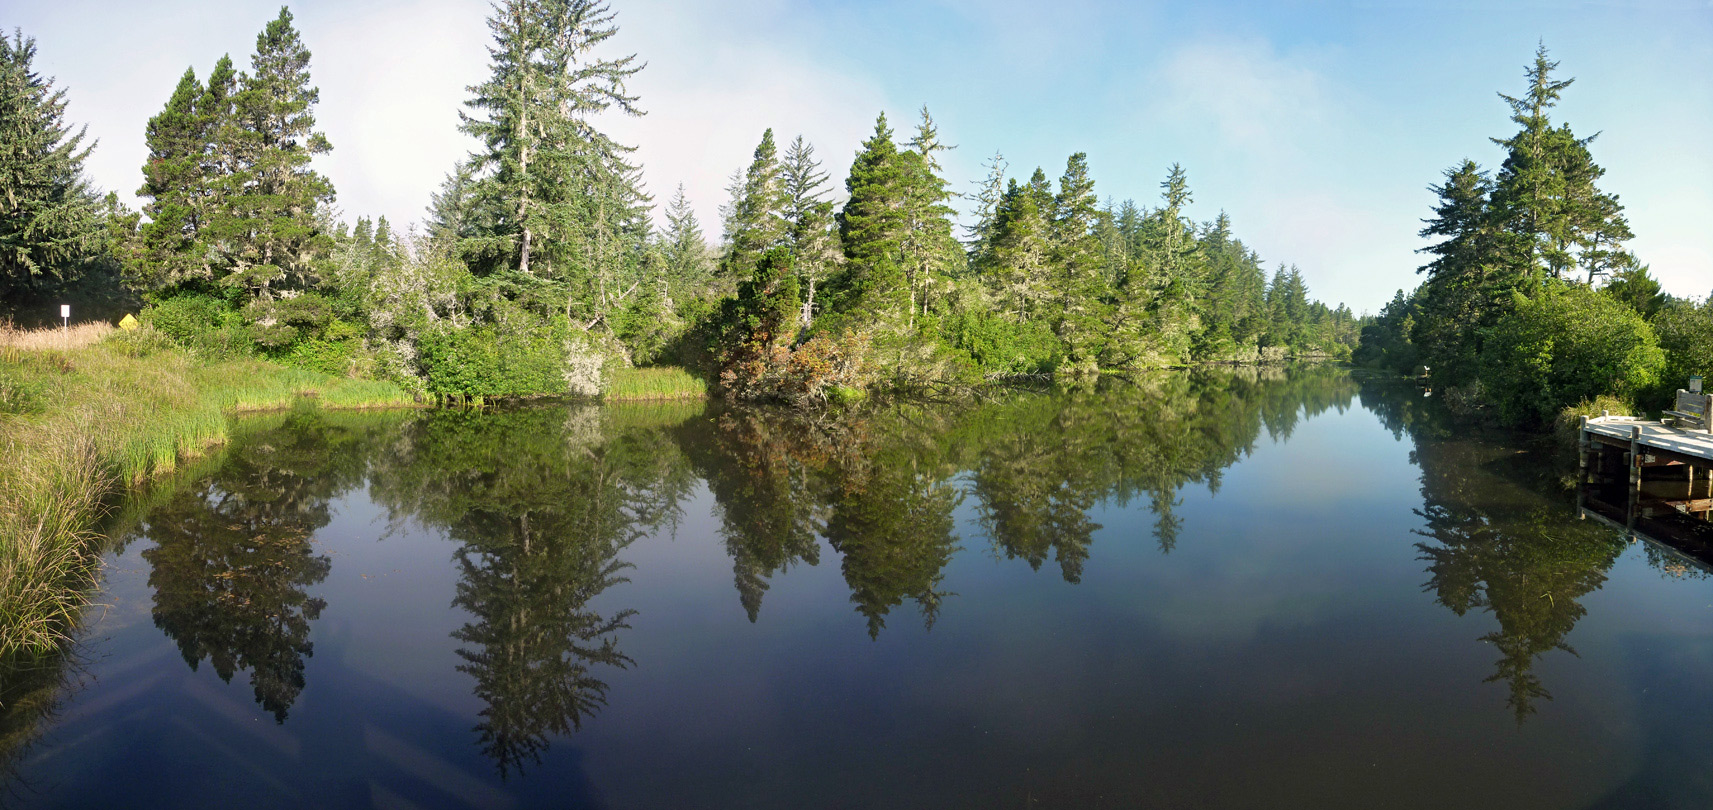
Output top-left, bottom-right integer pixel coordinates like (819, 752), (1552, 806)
(0, 324), (417, 656)
(606, 366), (708, 401)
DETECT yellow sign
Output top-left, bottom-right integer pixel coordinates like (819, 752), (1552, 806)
(119, 314), (140, 331)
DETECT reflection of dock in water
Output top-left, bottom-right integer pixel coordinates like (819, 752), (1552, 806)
(1580, 487), (1713, 575)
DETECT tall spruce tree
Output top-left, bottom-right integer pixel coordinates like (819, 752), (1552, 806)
(964, 151), (1006, 267)
(1412, 159), (1507, 383)
(898, 107), (961, 326)
(659, 182), (711, 301)
(834, 113), (909, 316)
(1489, 45), (1632, 284)
(459, 0), (643, 292)
(134, 68), (209, 292)
(1049, 152), (1106, 364)
(220, 7), (335, 299)
(0, 30), (105, 306)
(427, 161), (482, 243)
(1135, 164), (1202, 358)
(781, 135), (839, 325)
(986, 170), (1054, 320)
(720, 128), (786, 284)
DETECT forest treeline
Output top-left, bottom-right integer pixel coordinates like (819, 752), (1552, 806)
(1355, 46), (1712, 427)
(1, 2), (1361, 402)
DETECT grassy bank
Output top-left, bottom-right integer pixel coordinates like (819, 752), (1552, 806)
(0, 323), (417, 657)
(606, 366), (708, 401)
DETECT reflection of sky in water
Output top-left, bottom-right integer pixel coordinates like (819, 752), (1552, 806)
(12, 374), (1713, 809)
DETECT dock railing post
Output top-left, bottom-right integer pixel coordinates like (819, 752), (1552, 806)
(1578, 415), (1590, 483)
(1630, 425), (1643, 494)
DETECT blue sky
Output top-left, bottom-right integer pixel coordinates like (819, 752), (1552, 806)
(12, 0), (1711, 312)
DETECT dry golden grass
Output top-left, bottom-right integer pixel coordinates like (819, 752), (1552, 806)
(0, 322), (114, 352)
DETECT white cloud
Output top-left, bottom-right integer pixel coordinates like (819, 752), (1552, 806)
(1151, 37), (1338, 158)
(310, 0), (491, 229)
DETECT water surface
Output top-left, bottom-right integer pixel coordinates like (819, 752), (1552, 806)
(6, 367), (1713, 808)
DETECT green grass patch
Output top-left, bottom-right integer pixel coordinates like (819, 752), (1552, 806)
(606, 366), (708, 401)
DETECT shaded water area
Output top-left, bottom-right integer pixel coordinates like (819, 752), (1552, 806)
(6, 366), (1713, 808)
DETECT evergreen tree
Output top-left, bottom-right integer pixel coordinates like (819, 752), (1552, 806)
(985, 174), (1052, 320)
(780, 135), (840, 325)
(459, 0), (643, 288)
(1411, 159), (1509, 384)
(1131, 164), (1201, 360)
(897, 107), (961, 326)
(0, 30), (105, 306)
(426, 160), (482, 243)
(1489, 45), (1632, 284)
(220, 7), (335, 299)
(134, 68), (210, 292)
(833, 113), (909, 316)
(715, 247), (800, 398)
(1196, 212), (1244, 352)
(720, 128), (786, 284)
(659, 181), (711, 302)
(964, 151), (1006, 267)
(1048, 152), (1106, 364)
(1095, 198), (1130, 289)
(1602, 264), (1665, 320)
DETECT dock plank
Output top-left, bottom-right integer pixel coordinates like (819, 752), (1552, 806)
(1585, 419), (1713, 462)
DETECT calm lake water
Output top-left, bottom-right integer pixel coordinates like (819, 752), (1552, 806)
(6, 366), (1713, 809)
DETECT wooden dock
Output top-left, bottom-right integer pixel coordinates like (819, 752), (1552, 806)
(1580, 409), (1713, 522)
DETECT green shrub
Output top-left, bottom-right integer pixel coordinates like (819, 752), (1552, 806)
(143, 295), (252, 360)
(418, 316), (576, 398)
(940, 310), (1059, 374)
(1479, 284), (1664, 427)
(1648, 299), (1713, 408)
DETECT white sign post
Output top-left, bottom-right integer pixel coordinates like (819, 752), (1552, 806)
(60, 304), (70, 331)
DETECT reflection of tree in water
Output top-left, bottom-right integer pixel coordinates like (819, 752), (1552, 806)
(370, 406), (693, 776)
(1365, 379), (1625, 723)
(686, 366), (1359, 629)
(0, 650), (84, 799)
(967, 367), (1356, 564)
(141, 410), (384, 722)
(682, 405), (963, 636)
(677, 412), (829, 622)
(825, 435), (963, 638)
(450, 511), (637, 778)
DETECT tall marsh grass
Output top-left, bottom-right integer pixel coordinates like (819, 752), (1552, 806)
(0, 324), (418, 656)
(606, 366), (708, 401)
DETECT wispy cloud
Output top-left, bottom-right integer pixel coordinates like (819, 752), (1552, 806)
(1151, 37), (1339, 158)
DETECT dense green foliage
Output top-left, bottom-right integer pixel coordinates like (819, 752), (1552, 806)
(1478, 285), (1663, 426)
(1649, 299), (1713, 405)
(130, 9), (334, 305)
(1357, 47), (1696, 426)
